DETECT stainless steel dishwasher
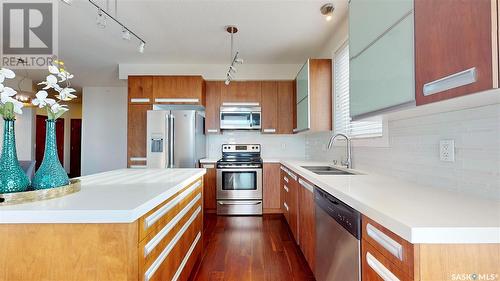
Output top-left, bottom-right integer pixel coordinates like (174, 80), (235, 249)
(315, 187), (361, 281)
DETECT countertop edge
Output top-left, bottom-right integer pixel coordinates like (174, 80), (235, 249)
(279, 160), (500, 244)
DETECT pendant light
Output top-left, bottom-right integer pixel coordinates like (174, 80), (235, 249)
(225, 26), (243, 85)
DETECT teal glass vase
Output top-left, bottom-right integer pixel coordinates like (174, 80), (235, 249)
(32, 119), (69, 189)
(0, 119), (30, 193)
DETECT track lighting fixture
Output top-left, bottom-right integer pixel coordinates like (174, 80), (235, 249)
(88, 0), (147, 53)
(224, 26), (243, 85)
(320, 3), (335, 21)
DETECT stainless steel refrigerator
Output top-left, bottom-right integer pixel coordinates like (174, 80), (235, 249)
(146, 105), (206, 168)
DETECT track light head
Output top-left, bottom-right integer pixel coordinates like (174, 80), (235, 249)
(320, 3), (335, 21)
(60, 0), (72, 5)
(96, 8), (106, 29)
(235, 58), (244, 64)
(122, 28), (131, 40)
(138, 41), (145, 53)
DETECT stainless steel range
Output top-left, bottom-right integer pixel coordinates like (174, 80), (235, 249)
(216, 144), (263, 215)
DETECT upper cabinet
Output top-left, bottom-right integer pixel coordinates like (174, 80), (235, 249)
(152, 76), (205, 105)
(221, 81), (262, 104)
(128, 76), (153, 104)
(261, 81), (296, 134)
(414, 0), (499, 105)
(261, 82), (279, 134)
(294, 59), (332, 133)
(205, 81), (222, 134)
(349, 1), (415, 120)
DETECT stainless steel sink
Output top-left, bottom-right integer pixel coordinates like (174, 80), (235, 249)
(301, 166), (356, 175)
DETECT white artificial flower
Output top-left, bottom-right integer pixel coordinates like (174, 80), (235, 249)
(56, 87), (77, 101)
(32, 90), (56, 108)
(0, 95), (23, 114)
(0, 68), (15, 84)
(0, 86), (17, 104)
(38, 74), (61, 91)
(58, 70), (74, 82)
(48, 65), (59, 75)
(50, 102), (68, 114)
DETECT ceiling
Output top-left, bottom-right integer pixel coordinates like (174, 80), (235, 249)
(24, 0), (348, 88)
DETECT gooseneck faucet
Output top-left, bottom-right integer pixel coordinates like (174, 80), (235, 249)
(327, 133), (352, 169)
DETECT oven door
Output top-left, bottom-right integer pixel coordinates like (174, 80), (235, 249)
(216, 168), (263, 200)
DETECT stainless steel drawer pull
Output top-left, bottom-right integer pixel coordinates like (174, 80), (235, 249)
(263, 128), (276, 133)
(207, 129), (218, 133)
(218, 201), (262, 205)
(155, 98), (199, 103)
(423, 67), (477, 96)
(201, 164), (215, 169)
(283, 176), (289, 183)
(283, 202), (289, 211)
(283, 185), (289, 192)
(366, 252), (400, 281)
(130, 98), (150, 103)
(287, 171), (297, 181)
(298, 178), (314, 192)
(366, 223), (403, 261)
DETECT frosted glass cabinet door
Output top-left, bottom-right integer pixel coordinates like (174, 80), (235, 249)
(295, 61), (310, 131)
(349, 13), (415, 119)
(349, 0), (413, 58)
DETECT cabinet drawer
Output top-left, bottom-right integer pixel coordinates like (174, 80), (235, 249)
(362, 240), (409, 281)
(139, 205), (202, 281)
(362, 215), (415, 279)
(139, 178), (202, 241)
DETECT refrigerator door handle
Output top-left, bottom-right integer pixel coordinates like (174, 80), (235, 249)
(167, 114), (175, 168)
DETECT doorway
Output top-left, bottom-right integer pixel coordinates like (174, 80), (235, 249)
(35, 115), (65, 170)
(70, 119), (82, 178)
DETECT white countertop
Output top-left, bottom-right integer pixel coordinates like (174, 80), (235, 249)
(281, 160), (500, 244)
(0, 168), (206, 224)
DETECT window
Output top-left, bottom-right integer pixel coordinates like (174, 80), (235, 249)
(333, 42), (383, 138)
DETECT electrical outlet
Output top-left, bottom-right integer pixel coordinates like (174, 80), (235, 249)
(281, 143), (286, 150)
(440, 140), (455, 162)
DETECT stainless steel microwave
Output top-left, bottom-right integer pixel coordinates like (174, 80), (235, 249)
(220, 105), (261, 130)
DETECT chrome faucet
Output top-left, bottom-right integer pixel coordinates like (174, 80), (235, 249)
(327, 133), (352, 169)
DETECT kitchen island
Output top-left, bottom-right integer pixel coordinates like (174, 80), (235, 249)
(0, 168), (206, 281)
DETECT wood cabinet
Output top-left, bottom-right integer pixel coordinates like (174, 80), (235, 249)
(280, 166), (299, 242)
(127, 104), (152, 168)
(261, 82), (279, 134)
(298, 178), (316, 271)
(201, 163), (217, 213)
(220, 81), (262, 104)
(204, 81), (221, 134)
(128, 76), (153, 103)
(414, 0), (499, 105)
(263, 163), (281, 213)
(277, 81), (296, 134)
(152, 76), (205, 105)
(294, 59), (332, 133)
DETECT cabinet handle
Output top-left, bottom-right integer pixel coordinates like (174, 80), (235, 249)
(222, 102), (259, 106)
(283, 176), (289, 183)
(201, 164), (214, 169)
(298, 178), (314, 192)
(130, 157), (147, 161)
(130, 98), (150, 103)
(263, 128), (276, 133)
(283, 185), (289, 192)
(130, 165), (147, 169)
(154, 98), (199, 103)
(366, 252), (401, 281)
(423, 67), (477, 96)
(287, 171), (297, 181)
(283, 202), (289, 211)
(207, 129), (218, 133)
(366, 223), (403, 261)
(218, 201), (262, 205)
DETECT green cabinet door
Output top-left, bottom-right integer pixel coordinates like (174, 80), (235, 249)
(295, 61), (310, 132)
(349, 0), (413, 58)
(349, 13), (415, 119)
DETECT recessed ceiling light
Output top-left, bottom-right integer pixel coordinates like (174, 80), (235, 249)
(320, 3), (335, 21)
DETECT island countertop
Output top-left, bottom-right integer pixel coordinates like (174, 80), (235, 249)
(0, 168), (206, 224)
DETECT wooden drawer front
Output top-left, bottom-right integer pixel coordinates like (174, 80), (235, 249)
(139, 178), (202, 241)
(140, 202), (202, 281)
(362, 215), (414, 279)
(362, 240), (409, 281)
(280, 169), (289, 221)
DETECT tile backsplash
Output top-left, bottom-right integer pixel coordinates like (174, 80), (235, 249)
(305, 104), (500, 199)
(207, 131), (306, 160)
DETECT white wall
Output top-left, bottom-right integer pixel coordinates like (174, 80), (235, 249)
(0, 107), (36, 161)
(206, 131), (306, 160)
(305, 104), (500, 199)
(82, 87), (127, 175)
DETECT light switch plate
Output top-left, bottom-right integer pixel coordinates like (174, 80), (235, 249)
(440, 140), (455, 162)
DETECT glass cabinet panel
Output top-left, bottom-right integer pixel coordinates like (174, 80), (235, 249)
(295, 61), (310, 132)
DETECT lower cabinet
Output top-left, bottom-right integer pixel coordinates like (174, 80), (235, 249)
(263, 163), (281, 213)
(201, 164), (217, 213)
(298, 178), (316, 271)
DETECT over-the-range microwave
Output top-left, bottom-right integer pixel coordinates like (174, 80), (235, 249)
(220, 103), (261, 130)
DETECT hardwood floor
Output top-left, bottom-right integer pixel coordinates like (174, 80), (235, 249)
(192, 214), (315, 281)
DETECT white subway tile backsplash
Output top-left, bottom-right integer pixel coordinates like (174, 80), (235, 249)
(306, 104), (500, 199)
